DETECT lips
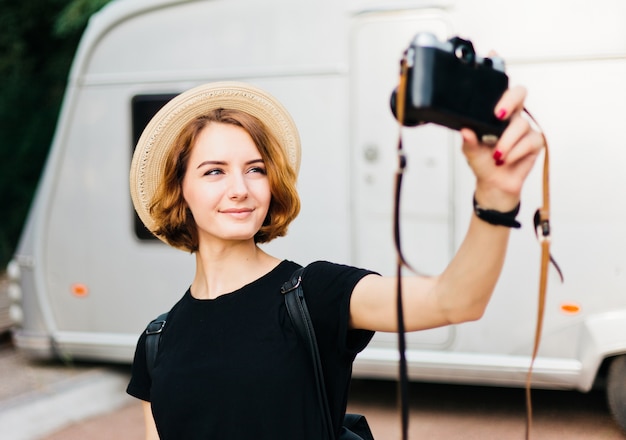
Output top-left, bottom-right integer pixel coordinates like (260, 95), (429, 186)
(220, 207), (254, 218)
(221, 207), (253, 214)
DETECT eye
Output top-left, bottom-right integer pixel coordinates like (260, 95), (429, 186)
(203, 168), (224, 176)
(247, 166), (267, 175)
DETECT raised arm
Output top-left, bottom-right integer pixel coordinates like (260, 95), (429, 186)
(350, 86), (544, 333)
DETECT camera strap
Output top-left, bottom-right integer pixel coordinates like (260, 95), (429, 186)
(393, 59), (563, 440)
(524, 109), (564, 439)
(393, 57), (412, 440)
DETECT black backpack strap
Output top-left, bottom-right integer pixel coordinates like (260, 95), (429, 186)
(281, 268), (335, 440)
(145, 312), (169, 378)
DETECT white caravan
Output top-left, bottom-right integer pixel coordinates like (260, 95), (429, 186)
(6, 0), (626, 430)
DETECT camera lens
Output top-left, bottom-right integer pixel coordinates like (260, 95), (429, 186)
(454, 45), (474, 64)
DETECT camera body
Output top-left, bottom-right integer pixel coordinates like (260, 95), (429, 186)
(391, 33), (509, 144)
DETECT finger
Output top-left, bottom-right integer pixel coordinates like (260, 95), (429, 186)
(460, 127), (479, 147)
(460, 128), (485, 158)
(494, 112), (531, 160)
(500, 129), (544, 166)
(494, 85), (527, 120)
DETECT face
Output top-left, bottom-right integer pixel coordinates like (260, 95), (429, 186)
(182, 122), (271, 247)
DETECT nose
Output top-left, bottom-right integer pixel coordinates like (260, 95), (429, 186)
(227, 172), (249, 200)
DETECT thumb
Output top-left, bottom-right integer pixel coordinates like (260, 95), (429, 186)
(460, 128), (480, 155)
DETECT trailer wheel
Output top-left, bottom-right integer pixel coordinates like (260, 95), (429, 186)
(607, 355), (626, 433)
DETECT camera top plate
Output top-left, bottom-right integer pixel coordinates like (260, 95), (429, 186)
(409, 32), (506, 73)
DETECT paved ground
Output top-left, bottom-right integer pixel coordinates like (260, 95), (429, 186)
(41, 398), (144, 440)
(0, 336), (134, 440)
(39, 371), (626, 440)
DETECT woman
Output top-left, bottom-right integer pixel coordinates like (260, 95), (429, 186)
(127, 82), (543, 439)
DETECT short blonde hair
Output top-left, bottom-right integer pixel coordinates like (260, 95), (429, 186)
(149, 108), (300, 252)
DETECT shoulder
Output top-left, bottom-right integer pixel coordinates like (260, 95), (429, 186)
(299, 261), (376, 354)
(304, 260), (377, 283)
(301, 261), (378, 298)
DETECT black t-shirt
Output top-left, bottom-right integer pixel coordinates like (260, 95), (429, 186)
(127, 260), (376, 439)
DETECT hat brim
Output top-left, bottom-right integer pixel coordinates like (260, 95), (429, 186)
(129, 81), (301, 241)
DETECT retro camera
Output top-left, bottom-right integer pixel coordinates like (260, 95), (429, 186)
(390, 33), (509, 144)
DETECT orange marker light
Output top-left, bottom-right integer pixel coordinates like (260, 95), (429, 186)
(71, 283), (89, 297)
(560, 302), (581, 315)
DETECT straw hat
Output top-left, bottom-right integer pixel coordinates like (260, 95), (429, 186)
(129, 81), (301, 239)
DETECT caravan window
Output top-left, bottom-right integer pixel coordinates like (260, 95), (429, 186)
(131, 93), (177, 240)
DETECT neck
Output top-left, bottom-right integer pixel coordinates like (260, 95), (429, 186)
(190, 239), (280, 300)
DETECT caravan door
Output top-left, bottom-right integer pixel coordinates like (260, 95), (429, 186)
(350, 11), (458, 356)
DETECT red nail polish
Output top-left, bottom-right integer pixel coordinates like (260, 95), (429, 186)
(493, 150), (503, 160)
(495, 159), (505, 166)
(496, 109), (507, 120)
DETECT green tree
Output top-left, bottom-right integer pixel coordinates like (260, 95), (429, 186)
(0, 0), (111, 268)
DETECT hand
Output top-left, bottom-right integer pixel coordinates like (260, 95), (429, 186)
(461, 85), (544, 211)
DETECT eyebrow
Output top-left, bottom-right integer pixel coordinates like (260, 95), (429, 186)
(196, 158), (264, 169)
